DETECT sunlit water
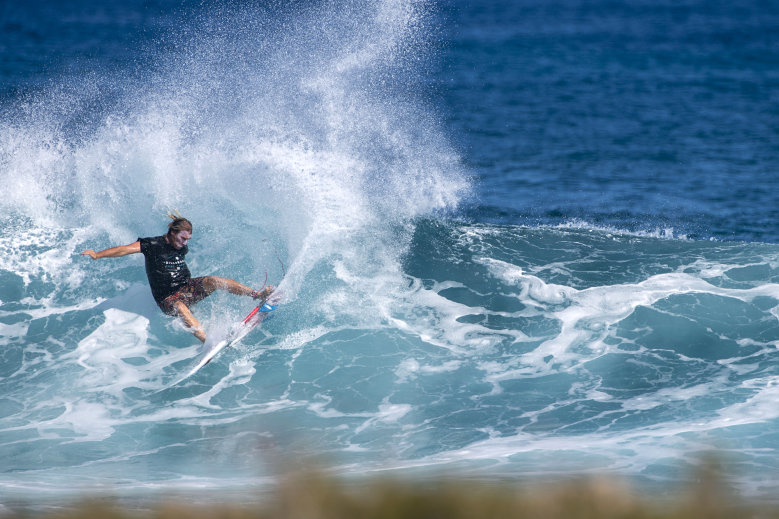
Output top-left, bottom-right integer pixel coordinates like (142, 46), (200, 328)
(1, 0), (778, 505)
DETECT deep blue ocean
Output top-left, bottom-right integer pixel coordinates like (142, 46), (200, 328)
(1, 0), (778, 508)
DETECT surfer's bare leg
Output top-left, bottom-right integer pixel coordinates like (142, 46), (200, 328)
(173, 301), (206, 342)
(201, 276), (273, 299)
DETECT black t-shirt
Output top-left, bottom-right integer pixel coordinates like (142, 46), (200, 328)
(138, 235), (192, 303)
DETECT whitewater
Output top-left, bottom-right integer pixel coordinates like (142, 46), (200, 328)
(1, 0), (778, 506)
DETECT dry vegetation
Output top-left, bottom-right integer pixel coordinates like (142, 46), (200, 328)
(4, 465), (778, 519)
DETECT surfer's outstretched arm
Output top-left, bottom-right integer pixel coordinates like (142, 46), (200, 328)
(81, 241), (141, 260)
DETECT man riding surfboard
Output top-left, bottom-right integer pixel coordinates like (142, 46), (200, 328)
(81, 213), (273, 343)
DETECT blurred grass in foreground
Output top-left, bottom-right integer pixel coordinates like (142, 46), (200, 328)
(4, 464), (779, 519)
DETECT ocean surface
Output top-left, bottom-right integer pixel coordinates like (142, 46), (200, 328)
(1, 0), (778, 508)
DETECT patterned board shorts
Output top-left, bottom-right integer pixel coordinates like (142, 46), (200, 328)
(159, 277), (210, 315)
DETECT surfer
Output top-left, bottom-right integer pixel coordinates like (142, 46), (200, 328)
(81, 214), (273, 342)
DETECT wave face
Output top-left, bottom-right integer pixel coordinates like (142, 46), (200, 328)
(1, 0), (778, 505)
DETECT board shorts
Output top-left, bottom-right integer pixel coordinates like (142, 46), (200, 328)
(159, 277), (210, 315)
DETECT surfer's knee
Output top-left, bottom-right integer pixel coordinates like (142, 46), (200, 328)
(173, 301), (200, 326)
(202, 276), (229, 292)
(171, 301), (189, 317)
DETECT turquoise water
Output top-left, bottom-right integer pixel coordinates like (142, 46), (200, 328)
(1, 0), (778, 506)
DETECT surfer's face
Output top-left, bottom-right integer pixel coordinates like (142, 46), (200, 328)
(169, 230), (191, 250)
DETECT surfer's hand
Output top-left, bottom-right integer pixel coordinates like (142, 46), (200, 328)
(81, 250), (98, 260)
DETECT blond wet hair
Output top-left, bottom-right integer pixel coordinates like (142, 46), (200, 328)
(165, 210), (192, 235)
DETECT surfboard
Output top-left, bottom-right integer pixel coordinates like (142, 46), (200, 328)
(169, 301), (276, 386)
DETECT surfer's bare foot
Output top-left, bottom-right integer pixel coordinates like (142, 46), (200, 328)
(251, 286), (274, 300)
(194, 329), (206, 342)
